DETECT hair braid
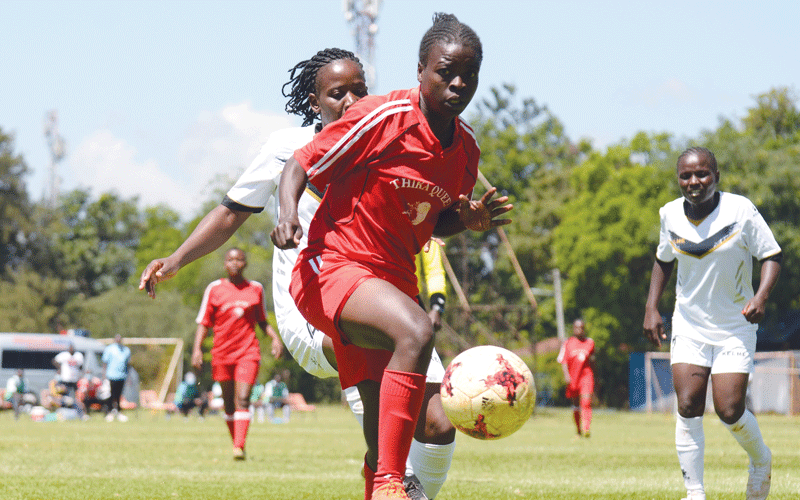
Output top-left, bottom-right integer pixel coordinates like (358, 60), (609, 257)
(282, 48), (363, 126)
(418, 12), (483, 66)
(677, 147), (718, 171)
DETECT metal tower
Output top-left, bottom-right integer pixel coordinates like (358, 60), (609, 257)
(343, 0), (381, 90)
(43, 110), (66, 207)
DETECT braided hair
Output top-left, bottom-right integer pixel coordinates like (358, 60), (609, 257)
(677, 147), (717, 171)
(282, 48), (363, 127)
(418, 12), (483, 66)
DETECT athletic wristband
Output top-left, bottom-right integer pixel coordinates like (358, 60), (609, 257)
(430, 293), (446, 314)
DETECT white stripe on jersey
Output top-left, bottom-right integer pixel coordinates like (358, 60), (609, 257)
(458, 116), (477, 143)
(196, 279), (223, 324)
(307, 99), (413, 180)
(308, 255), (323, 275)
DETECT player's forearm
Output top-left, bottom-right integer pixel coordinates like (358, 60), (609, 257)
(754, 259), (781, 302)
(277, 157), (307, 223)
(645, 259), (673, 312)
(171, 205), (250, 268)
(432, 207), (467, 237)
(193, 325), (209, 352)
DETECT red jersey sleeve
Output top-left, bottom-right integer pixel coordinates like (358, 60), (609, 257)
(253, 280), (267, 324)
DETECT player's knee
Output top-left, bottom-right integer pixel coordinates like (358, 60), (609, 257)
(396, 318), (434, 357)
(715, 403), (744, 425)
(676, 398), (704, 418)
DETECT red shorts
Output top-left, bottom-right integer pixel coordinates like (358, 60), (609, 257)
(566, 372), (594, 399)
(212, 359), (260, 385)
(291, 251), (414, 389)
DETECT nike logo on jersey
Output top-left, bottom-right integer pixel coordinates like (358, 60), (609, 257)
(668, 223), (739, 258)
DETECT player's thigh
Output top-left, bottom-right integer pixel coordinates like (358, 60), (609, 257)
(672, 363), (710, 417)
(340, 278), (432, 351)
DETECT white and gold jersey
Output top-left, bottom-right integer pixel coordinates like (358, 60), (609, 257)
(656, 192), (780, 343)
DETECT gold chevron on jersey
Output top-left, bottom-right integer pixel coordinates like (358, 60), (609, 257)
(307, 99), (414, 180)
(668, 223), (739, 258)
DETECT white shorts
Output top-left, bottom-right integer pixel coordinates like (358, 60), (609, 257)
(277, 299), (447, 384)
(670, 334), (755, 374)
(277, 304), (339, 379)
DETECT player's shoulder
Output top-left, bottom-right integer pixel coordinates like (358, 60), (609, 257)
(719, 191), (756, 212)
(659, 197), (685, 219)
(247, 279), (266, 292)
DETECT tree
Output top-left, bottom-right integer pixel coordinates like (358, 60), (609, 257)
(0, 128), (31, 277)
(54, 189), (145, 297)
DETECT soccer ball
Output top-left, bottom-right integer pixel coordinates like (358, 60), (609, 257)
(440, 345), (535, 440)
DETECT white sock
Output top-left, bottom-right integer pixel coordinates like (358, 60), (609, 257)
(722, 410), (770, 465)
(676, 415), (705, 496)
(405, 439), (456, 499)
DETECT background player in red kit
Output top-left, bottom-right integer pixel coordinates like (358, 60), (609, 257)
(271, 13), (512, 500)
(194, 247), (283, 460)
(558, 319), (595, 437)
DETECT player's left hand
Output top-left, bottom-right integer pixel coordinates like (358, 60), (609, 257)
(458, 187), (513, 232)
(742, 296), (767, 323)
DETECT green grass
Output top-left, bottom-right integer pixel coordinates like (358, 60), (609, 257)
(0, 406), (797, 499)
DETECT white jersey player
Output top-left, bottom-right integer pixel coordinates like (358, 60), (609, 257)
(644, 147), (781, 500)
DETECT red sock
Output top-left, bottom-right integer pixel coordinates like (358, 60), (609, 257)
(373, 369), (426, 491)
(233, 410), (251, 449)
(580, 397), (592, 433)
(225, 413), (235, 441)
(572, 407), (581, 434)
(364, 457), (375, 500)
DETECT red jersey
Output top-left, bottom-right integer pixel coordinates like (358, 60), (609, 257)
(558, 336), (595, 382)
(293, 86), (480, 291)
(196, 278), (266, 364)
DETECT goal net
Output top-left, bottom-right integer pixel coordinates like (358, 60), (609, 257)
(630, 350), (800, 415)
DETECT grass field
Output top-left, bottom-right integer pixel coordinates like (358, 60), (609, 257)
(0, 405), (797, 500)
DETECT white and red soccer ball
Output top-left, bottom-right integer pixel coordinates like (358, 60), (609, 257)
(440, 345), (535, 440)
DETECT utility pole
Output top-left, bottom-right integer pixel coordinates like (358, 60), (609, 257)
(343, 0), (381, 90)
(43, 110), (66, 207)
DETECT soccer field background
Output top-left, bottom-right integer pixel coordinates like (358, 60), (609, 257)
(0, 406), (797, 500)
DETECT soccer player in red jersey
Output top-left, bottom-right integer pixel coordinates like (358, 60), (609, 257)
(271, 13), (513, 500)
(558, 319), (596, 437)
(194, 247), (283, 460)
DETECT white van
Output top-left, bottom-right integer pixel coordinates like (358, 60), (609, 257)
(0, 333), (138, 404)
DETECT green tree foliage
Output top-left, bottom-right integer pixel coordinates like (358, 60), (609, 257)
(0, 128), (31, 277)
(54, 189), (145, 297)
(0, 268), (66, 331)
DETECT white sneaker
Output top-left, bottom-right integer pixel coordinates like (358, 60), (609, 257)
(116, 413), (129, 422)
(747, 448), (772, 500)
(105, 413), (114, 422)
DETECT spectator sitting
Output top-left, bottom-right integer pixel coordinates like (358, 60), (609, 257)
(5, 369), (37, 420)
(174, 372), (208, 419)
(249, 378), (267, 423)
(77, 374), (108, 416)
(264, 370), (290, 423)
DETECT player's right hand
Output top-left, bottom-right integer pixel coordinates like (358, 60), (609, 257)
(191, 348), (203, 371)
(139, 258), (180, 299)
(270, 217), (303, 250)
(642, 308), (666, 347)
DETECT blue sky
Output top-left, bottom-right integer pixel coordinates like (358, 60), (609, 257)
(3, 0), (798, 219)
